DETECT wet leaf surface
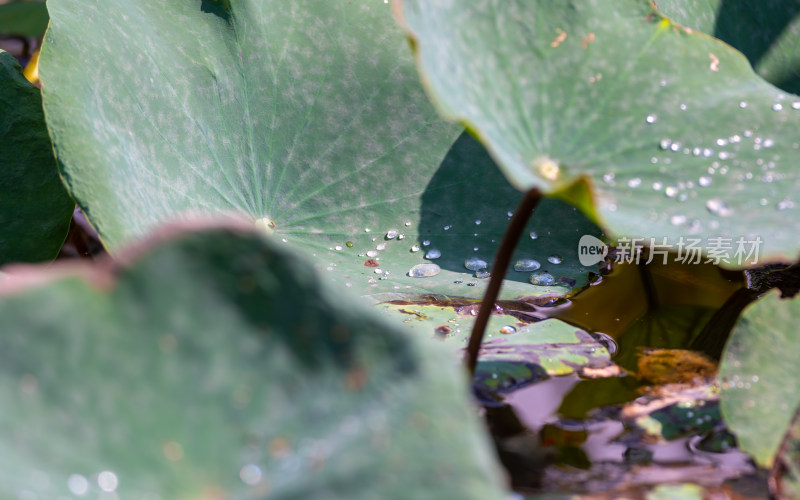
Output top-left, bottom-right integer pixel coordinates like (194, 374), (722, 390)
(40, 0), (602, 303)
(398, 0), (800, 261)
(0, 221), (508, 498)
(0, 50), (72, 266)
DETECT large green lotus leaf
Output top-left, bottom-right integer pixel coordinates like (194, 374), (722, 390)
(397, 0), (800, 261)
(0, 221), (507, 498)
(0, 50), (72, 266)
(659, 0), (800, 95)
(719, 290), (800, 467)
(40, 1), (601, 300)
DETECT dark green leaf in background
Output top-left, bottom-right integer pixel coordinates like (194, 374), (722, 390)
(659, 0), (800, 95)
(0, 0), (48, 38)
(0, 221), (507, 498)
(0, 49), (72, 266)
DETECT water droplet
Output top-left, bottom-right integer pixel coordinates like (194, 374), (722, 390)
(793, 101), (800, 110)
(703, 148), (713, 158)
(500, 325), (517, 335)
(410, 245), (420, 252)
(773, 103), (783, 111)
(404, 221), (412, 227)
(718, 151), (731, 160)
(464, 257), (488, 271)
(529, 231), (538, 240)
(474, 219), (482, 225)
(374, 268), (383, 274)
(334, 245), (343, 251)
(763, 138), (775, 148)
(645, 114), (657, 124)
(443, 225), (451, 231)
(97, 471), (118, 493)
(397, 233), (405, 240)
(240, 464), (263, 486)
(680, 103), (687, 111)
(507, 211), (514, 217)
(659, 139), (671, 150)
(475, 270), (491, 279)
(590, 332), (618, 355)
(777, 199), (795, 211)
(376, 243), (386, 251)
(706, 198), (734, 216)
(425, 249), (442, 259)
(513, 259), (541, 272)
(385, 229), (398, 239)
(422, 240), (430, 246)
(627, 177), (642, 188)
(366, 250), (378, 258)
(364, 227), (371, 233)
(669, 142), (681, 152)
(670, 214), (687, 226)
(408, 263), (441, 277)
(739, 101), (748, 108)
(467, 281), (478, 287)
(345, 241), (354, 248)
(665, 186), (678, 198)
(652, 181), (663, 191)
(529, 271), (556, 286)
(67, 474), (89, 496)
(698, 176), (712, 187)
(547, 255), (563, 265)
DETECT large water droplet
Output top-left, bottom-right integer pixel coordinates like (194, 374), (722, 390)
(366, 250), (378, 258)
(698, 176), (712, 187)
(547, 255), (563, 265)
(500, 325), (517, 335)
(385, 229), (399, 239)
(665, 186), (678, 198)
(706, 198), (734, 217)
(772, 103), (783, 111)
(513, 259), (541, 272)
(408, 263), (441, 277)
(425, 249), (442, 259)
(739, 101), (748, 108)
(376, 243), (386, 251)
(645, 114), (657, 124)
(97, 471), (119, 493)
(529, 271), (556, 286)
(464, 257), (488, 271)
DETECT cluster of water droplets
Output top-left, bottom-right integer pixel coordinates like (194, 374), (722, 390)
(603, 94), (800, 230)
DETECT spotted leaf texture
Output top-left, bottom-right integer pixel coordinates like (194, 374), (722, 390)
(39, 0), (602, 300)
(0, 50), (72, 265)
(0, 221), (507, 499)
(397, 0), (800, 262)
